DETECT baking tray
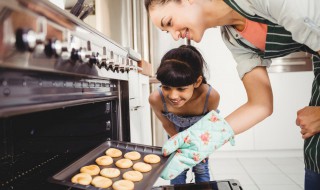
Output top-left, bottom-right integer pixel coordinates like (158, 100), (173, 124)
(49, 140), (174, 190)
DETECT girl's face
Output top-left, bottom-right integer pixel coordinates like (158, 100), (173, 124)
(161, 84), (195, 108)
(149, 0), (207, 42)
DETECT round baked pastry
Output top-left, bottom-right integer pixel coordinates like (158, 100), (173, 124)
(80, 164), (100, 175)
(71, 173), (92, 185)
(124, 151), (141, 161)
(133, 162), (152, 172)
(144, 154), (161, 164)
(100, 168), (121, 178)
(112, 179), (134, 190)
(123, 171), (143, 182)
(115, 158), (133, 169)
(91, 176), (112, 188)
(105, 148), (122, 158)
(95, 155), (113, 166)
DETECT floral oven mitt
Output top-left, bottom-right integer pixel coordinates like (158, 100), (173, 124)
(161, 110), (235, 180)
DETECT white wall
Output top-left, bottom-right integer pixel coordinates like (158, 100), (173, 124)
(194, 28), (313, 151)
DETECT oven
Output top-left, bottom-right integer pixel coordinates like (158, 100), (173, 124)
(0, 1), (243, 189)
(0, 0), (136, 189)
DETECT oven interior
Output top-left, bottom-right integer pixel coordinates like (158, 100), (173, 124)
(0, 99), (122, 189)
(0, 0), (133, 189)
(0, 68), (130, 189)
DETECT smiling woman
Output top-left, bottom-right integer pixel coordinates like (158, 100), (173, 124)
(145, 0), (320, 189)
(145, 0), (212, 42)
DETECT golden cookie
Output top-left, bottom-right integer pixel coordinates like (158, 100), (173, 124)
(95, 155), (113, 166)
(80, 164), (100, 175)
(100, 168), (121, 178)
(123, 171), (143, 182)
(133, 162), (152, 172)
(91, 176), (112, 188)
(71, 173), (92, 185)
(106, 148), (122, 157)
(144, 154), (161, 164)
(112, 179), (134, 190)
(124, 151), (141, 161)
(115, 158), (133, 169)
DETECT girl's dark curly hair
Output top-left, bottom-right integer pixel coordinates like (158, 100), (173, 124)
(156, 45), (208, 87)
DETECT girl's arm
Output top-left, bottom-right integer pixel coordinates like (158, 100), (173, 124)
(225, 66), (273, 135)
(207, 87), (220, 112)
(149, 91), (177, 137)
(153, 109), (177, 137)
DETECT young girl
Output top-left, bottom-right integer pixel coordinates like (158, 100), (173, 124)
(149, 45), (220, 184)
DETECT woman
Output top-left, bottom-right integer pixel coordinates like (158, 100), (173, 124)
(144, 0), (320, 189)
(149, 45), (219, 184)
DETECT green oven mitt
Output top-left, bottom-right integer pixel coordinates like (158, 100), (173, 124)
(161, 110), (235, 180)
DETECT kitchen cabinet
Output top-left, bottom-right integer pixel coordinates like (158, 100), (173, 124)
(129, 73), (152, 145)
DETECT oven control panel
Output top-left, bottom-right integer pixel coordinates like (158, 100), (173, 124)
(0, 0), (140, 81)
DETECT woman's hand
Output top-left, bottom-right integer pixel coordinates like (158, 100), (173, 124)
(296, 106), (320, 139)
(161, 110), (235, 180)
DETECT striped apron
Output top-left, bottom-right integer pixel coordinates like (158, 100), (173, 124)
(224, 0), (320, 174)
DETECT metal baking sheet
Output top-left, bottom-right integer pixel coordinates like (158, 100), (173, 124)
(49, 140), (174, 190)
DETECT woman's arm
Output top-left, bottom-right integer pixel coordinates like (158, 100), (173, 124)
(149, 91), (177, 137)
(225, 66), (273, 135)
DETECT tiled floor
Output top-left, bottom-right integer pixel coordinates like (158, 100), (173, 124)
(154, 150), (305, 189)
(209, 156), (304, 190)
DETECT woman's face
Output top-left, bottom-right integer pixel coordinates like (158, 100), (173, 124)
(149, 0), (207, 42)
(161, 84), (195, 108)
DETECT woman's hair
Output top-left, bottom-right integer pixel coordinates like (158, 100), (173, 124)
(156, 45), (208, 87)
(145, 0), (181, 12)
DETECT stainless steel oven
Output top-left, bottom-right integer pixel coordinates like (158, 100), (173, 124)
(0, 1), (244, 189)
(0, 0), (138, 189)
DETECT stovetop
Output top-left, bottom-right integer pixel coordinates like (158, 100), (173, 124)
(0, 0), (140, 80)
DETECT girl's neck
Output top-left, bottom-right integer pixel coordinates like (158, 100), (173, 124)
(188, 83), (205, 102)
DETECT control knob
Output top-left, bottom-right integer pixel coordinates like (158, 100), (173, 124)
(125, 58), (131, 73)
(119, 57), (125, 73)
(70, 48), (89, 63)
(15, 28), (37, 52)
(89, 52), (101, 65)
(100, 47), (107, 69)
(106, 51), (115, 71)
(44, 39), (62, 57)
(113, 55), (120, 72)
(129, 59), (135, 71)
(60, 43), (71, 60)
